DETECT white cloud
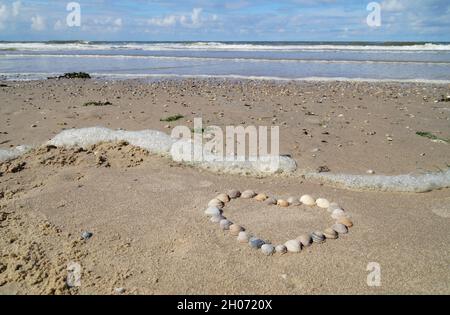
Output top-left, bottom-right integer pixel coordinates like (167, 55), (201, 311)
(0, 4), (8, 30)
(148, 8), (214, 28)
(113, 18), (122, 27)
(12, 1), (21, 17)
(31, 15), (46, 31)
(54, 19), (64, 31)
(381, 0), (405, 12)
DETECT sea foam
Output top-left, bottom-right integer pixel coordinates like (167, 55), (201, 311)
(307, 171), (450, 193)
(0, 145), (32, 163)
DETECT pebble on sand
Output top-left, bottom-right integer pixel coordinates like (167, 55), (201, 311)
(208, 198), (224, 209)
(216, 193), (230, 203)
(323, 228), (338, 239)
(237, 231), (250, 243)
(287, 197), (300, 206)
(337, 217), (353, 228)
(210, 214), (225, 223)
(254, 193), (268, 201)
(300, 195), (316, 206)
(327, 202), (341, 213)
(316, 198), (330, 209)
(332, 223), (348, 234)
(81, 231), (93, 240)
(261, 244), (275, 256)
(241, 190), (257, 199)
(249, 237), (265, 249)
(297, 234), (312, 247)
(204, 206), (221, 217)
(284, 240), (301, 253)
(277, 200), (290, 207)
(265, 197), (277, 205)
(275, 245), (287, 254)
(331, 208), (346, 220)
(229, 224), (244, 236)
(228, 189), (241, 199)
(311, 231), (326, 244)
(219, 219), (232, 230)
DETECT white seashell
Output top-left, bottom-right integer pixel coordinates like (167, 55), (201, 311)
(219, 219), (232, 230)
(241, 190), (257, 199)
(284, 240), (301, 253)
(300, 195), (315, 206)
(331, 208), (347, 220)
(296, 234), (312, 247)
(316, 198), (330, 209)
(208, 198), (224, 209)
(277, 199), (289, 207)
(216, 193), (230, 203)
(254, 193), (268, 201)
(275, 245), (287, 254)
(210, 214), (225, 223)
(204, 206), (221, 217)
(287, 197), (300, 206)
(237, 231), (249, 243)
(327, 202), (341, 213)
(261, 244), (275, 256)
(265, 197), (277, 205)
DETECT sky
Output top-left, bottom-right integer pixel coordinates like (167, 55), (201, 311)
(0, 0), (449, 42)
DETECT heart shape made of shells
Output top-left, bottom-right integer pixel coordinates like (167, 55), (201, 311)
(204, 189), (353, 256)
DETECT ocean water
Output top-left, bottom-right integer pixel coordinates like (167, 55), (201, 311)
(1, 41), (450, 82)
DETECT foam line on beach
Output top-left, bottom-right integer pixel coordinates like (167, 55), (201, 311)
(306, 171), (450, 193)
(0, 145), (32, 163)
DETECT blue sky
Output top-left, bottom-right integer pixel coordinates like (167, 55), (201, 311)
(0, 0), (449, 41)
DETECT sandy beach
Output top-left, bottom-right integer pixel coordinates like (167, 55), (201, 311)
(0, 78), (449, 295)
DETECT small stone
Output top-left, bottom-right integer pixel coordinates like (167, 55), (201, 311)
(81, 231), (93, 240)
(208, 198), (224, 209)
(277, 199), (289, 207)
(311, 231), (325, 244)
(216, 193), (230, 203)
(219, 219), (232, 230)
(265, 197), (277, 205)
(114, 287), (125, 294)
(204, 206), (221, 217)
(316, 198), (330, 209)
(254, 193), (268, 201)
(284, 240), (301, 253)
(249, 237), (265, 249)
(287, 197), (300, 206)
(229, 224), (244, 236)
(237, 231), (249, 243)
(261, 244), (275, 256)
(300, 195), (316, 206)
(331, 208), (346, 219)
(366, 169), (375, 174)
(297, 234), (312, 247)
(241, 190), (256, 199)
(228, 189), (241, 199)
(323, 228), (338, 239)
(332, 223), (348, 234)
(275, 245), (287, 254)
(337, 217), (353, 228)
(210, 214), (225, 223)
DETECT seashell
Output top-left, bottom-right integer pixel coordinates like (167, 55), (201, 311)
(208, 198), (224, 209)
(229, 224), (244, 236)
(254, 193), (268, 201)
(311, 231), (326, 244)
(300, 195), (316, 206)
(216, 193), (230, 203)
(296, 234), (312, 247)
(219, 219), (232, 230)
(265, 197), (277, 205)
(323, 228), (338, 239)
(331, 208), (346, 220)
(249, 237), (265, 249)
(284, 240), (301, 253)
(237, 231), (249, 243)
(327, 202), (341, 213)
(204, 206), (221, 217)
(337, 217), (353, 228)
(287, 197), (300, 206)
(275, 245), (287, 254)
(316, 198), (330, 209)
(228, 189), (241, 199)
(332, 223), (348, 234)
(277, 200), (290, 207)
(241, 190), (257, 199)
(261, 244), (275, 256)
(210, 214), (225, 223)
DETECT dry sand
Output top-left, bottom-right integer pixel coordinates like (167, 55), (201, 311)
(0, 79), (449, 294)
